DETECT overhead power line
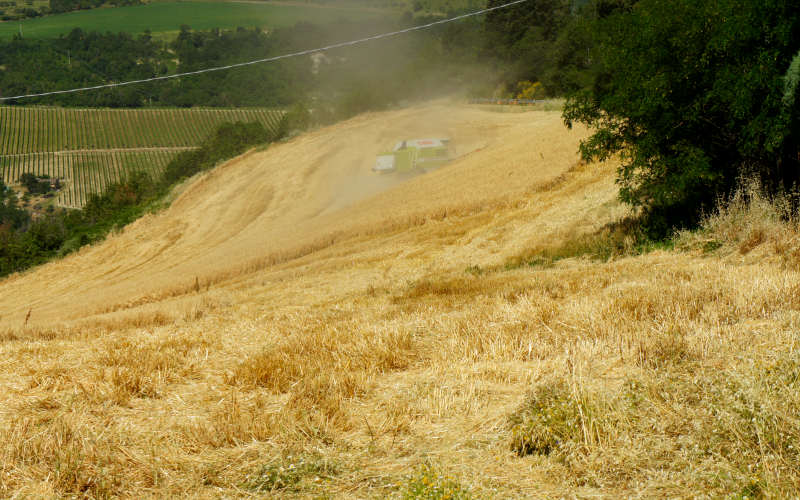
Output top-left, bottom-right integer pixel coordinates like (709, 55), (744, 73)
(0, 0), (528, 102)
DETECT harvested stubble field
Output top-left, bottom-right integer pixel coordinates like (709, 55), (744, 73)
(1, 102), (799, 498)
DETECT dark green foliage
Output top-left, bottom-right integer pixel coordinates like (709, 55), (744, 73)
(563, 0), (800, 235)
(50, 0), (139, 15)
(0, 29), (169, 107)
(160, 121), (272, 186)
(0, 180), (29, 231)
(485, 0), (572, 50)
(483, 0), (595, 96)
(0, 9), (563, 109)
(158, 26), (307, 108)
(0, 27), (305, 108)
(0, 121), (271, 278)
(19, 172), (55, 195)
(0, 14), (482, 109)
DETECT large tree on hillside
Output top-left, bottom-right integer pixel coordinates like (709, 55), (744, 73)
(563, 0), (800, 235)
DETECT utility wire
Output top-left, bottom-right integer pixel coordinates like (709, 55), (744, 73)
(0, 0), (527, 102)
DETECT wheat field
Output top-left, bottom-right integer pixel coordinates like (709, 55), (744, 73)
(0, 102), (798, 498)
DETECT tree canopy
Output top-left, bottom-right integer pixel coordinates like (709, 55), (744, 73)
(563, 0), (800, 234)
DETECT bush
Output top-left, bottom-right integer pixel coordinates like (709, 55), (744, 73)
(18, 172), (53, 195)
(283, 101), (311, 133)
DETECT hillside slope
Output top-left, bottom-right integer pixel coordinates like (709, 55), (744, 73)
(2, 103), (798, 498)
(0, 104), (592, 327)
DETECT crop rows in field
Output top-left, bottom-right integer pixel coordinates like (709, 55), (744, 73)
(0, 107), (284, 154)
(0, 150), (179, 208)
(0, 106), (284, 207)
(1, 1), (387, 40)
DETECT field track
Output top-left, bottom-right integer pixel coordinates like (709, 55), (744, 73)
(0, 106), (283, 207)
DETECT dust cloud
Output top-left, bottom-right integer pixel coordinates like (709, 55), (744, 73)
(319, 104), (487, 215)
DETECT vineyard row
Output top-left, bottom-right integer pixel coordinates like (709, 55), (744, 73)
(0, 150), (180, 208)
(0, 107), (284, 154)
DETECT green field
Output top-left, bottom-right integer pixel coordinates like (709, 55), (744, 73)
(0, 1), (388, 39)
(0, 106), (284, 207)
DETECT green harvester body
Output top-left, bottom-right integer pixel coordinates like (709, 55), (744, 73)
(373, 138), (451, 174)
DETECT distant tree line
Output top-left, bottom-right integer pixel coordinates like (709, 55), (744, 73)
(0, 27), (307, 107)
(0, 6), (599, 108)
(50, 0), (140, 15)
(0, 0), (139, 21)
(0, 0), (643, 107)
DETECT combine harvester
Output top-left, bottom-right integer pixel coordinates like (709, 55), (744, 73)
(372, 138), (451, 174)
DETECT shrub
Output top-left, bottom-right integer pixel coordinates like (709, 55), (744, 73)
(160, 121), (269, 187)
(676, 177), (797, 257)
(18, 172), (53, 195)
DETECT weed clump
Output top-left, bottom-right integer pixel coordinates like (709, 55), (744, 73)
(678, 178), (799, 258)
(509, 382), (584, 456)
(400, 463), (472, 500)
(242, 455), (339, 493)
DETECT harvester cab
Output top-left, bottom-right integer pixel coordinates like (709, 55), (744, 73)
(372, 138), (451, 174)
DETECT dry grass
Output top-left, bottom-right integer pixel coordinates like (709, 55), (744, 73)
(1, 104), (799, 497)
(679, 178), (800, 266)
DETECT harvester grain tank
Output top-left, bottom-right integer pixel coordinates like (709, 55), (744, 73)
(372, 138), (451, 173)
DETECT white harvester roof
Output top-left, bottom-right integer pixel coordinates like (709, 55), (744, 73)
(393, 138), (450, 151)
